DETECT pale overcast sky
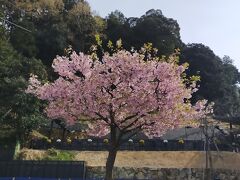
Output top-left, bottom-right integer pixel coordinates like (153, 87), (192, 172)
(87, 0), (240, 70)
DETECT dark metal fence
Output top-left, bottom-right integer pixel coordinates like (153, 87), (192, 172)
(0, 148), (14, 160)
(0, 178), (158, 180)
(0, 178), (84, 180)
(29, 139), (232, 151)
(0, 161), (86, 179)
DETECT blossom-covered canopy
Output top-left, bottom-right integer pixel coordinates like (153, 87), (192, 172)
(27, 50), (209, 138)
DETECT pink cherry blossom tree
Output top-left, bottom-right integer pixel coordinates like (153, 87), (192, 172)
(27, 50), (209, 180)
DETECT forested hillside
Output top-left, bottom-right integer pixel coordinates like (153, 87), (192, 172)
(0, 0), (240, 140)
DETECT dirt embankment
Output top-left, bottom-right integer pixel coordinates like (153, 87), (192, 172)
(20, 149), (240, 170)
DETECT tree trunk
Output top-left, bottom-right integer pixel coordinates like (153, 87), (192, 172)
(48, 120), (54, 139)
(105, 108), (118, 180)
(105, 148), (117, 180)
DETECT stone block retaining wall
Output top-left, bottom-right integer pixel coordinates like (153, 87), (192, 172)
(86, 167), (240, 180)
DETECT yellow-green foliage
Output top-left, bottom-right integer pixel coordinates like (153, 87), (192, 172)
(43, 148), (75, 161)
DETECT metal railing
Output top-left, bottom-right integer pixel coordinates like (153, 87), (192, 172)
(28, 139), (232, 151)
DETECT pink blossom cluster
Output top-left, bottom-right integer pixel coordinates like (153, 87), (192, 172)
(26, 50), (210, 138)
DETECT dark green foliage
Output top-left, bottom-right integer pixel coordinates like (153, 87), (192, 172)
(180, 44), (240, 116)
(34, 16), (68, 66)
(105, 9), (183, 56)
(10, 20), (38, 58)
(0, 29), (48, 141)
(2, 0), (102, 66)
(106, 10), (129, 43)
(66, 0), (97, 52)
(180, 44), (224, 102)
(132, 9), (183, 56)
(214, 56), (240, 116)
